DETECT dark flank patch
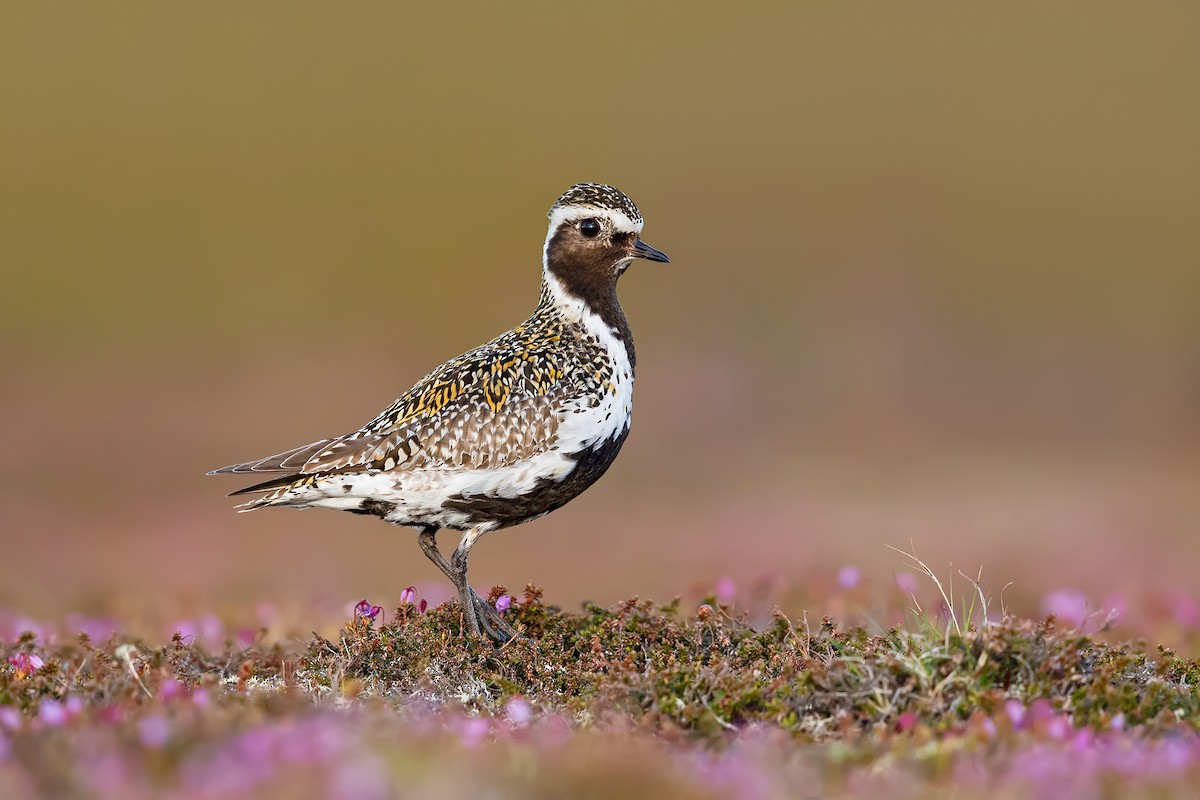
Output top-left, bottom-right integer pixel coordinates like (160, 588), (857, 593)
(349, 499), (398, 518)
(442, 428), (630, 529)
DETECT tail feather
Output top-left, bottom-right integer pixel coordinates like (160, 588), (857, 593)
(208, 438), (336, 477)
(226, 473), (304, 497)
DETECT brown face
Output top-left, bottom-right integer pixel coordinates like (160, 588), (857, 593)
(544, 211), (670, 305)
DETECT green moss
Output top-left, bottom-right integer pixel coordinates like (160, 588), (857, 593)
(4, 590), (1198, 743)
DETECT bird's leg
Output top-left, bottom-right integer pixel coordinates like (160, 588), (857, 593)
(417, 528), (455, 581)
(418, 528), (517, 642)
(450, 527), (519, 643)
(418, 528), (482, 637)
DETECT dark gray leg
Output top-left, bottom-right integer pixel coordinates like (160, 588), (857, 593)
(418, 528), (516, 641)
(450, 527), (518, 643)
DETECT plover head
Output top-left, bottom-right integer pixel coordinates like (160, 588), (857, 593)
(543, 183), (669, 292)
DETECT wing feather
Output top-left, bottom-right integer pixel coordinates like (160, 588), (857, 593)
(211, 321), (588, 495)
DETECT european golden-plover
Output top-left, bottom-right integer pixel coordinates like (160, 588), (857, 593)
(210, 183), (669, 641)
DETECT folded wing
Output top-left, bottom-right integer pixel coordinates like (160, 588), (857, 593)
(210, 333), (577, 496)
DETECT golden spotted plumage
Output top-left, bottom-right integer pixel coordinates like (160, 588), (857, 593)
(210, 182), (669, 642)
(219, 279), (621, 507)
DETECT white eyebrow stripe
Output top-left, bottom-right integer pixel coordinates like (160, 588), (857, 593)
(547, 206), (643, 236)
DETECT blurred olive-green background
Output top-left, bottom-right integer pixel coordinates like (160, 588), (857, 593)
(2, 5), (1197, 619)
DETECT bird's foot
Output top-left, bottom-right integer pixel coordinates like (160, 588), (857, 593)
(470, 589), (519, 643)
(456, 585), (520, 644)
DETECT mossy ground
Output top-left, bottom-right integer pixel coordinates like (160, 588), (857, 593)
(2, 584), (1199, 798)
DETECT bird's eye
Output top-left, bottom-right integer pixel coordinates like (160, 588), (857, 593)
(579, 218), (602, 238)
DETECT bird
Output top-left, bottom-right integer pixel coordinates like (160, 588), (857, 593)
(209, 183), (669, 642)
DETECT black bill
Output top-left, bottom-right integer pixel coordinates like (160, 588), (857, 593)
(631, 239), (670, 263)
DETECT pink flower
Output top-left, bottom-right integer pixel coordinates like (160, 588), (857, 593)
(1045, 715), (1071, 740)
(1005, 699), (1027, 729)
(159, 678), (184, 702)
(418, 599), (428, 614)
(172, 620), (199, 643)
(0, 708), (21, 732)
(400, 586), (418, 605)
(7, 652), (44, 678)
(1041, 590), (1089, 628)
(199, 615), (224, 648)
(715, 577), (737, 604)
(981, 717), (997, 739)
(1102, 591), (1128, 622)
(837, 565), (861, 590)
(97, 705), (124, 725)
(896, 711), (918, 732)
(354, 600), (382, 622)
(138, 715), (170, 749)
(1169, 593), (1200, 629)
(38, 699), (66, 727)
(1029, 699), (1056, 725)
(458, 717), (490, 747)
(255, 602), (279, 627)
(895, 572), (919, 595)
(505, 697), (532, 726)
(495, 594), (512, 613)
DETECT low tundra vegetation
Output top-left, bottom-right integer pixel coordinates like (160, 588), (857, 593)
(2, 570), (1199, 799)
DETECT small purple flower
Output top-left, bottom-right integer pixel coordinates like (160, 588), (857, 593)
(64, 695), (84, 718)
(173, 620), (200, 643)
(199, 614), (224, 647)
(715, 577), (737, 604)
(1029, 698), (1056, 725)
(1102, 591), (1128, 622)
(1041, 589), (1089, 628)
(138, 715), (170, 749)
(7, 652), (45, 677)
(895, 711), (917, 732)
(1110, 713), (1125, 731)
(1169, 592), (1200, 629)
(1045, 715), (1071, 740)
(65, 613), (117, 643)
(159, 678), (184, 702)
(0, 707), (21, 732)
(255, 601), (279, 627)
(354, 600), (382, 622)
(895, 572), (919, 595)
(458, 717), (490, 747)
(505, 697), (532, 726)
(38, 699), (66, 727)
(1005, 699), (1027, 729)
(97, 705), (124, 725)
(400, 586), (418, 605)
(538, 713), (572, 748)
(495, 594), (512, 613)
(837, 565), (861, 590)
(418, 599), (428, 614)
